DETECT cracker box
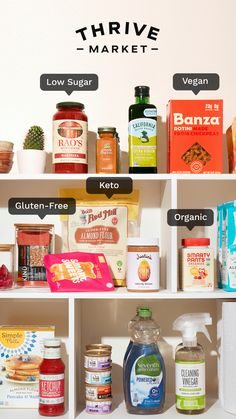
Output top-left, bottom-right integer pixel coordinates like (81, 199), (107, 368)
(167, 100), (223, 173)
(0, 326), (55, 408)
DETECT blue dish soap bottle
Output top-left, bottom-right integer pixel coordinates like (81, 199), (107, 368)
(124, 307), (165, 414)
(124, 305), (151, 364)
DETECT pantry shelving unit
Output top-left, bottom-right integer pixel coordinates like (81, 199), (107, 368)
(1, 173), (236, 419)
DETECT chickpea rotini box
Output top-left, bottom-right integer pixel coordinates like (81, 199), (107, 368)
(0, 326), (55, 408)
(167, 100), (223, 174)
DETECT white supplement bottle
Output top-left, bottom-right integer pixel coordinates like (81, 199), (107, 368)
(181, 238), (214, 291)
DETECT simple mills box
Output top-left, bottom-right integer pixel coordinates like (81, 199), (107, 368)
(0, 326), (55, 408)
(168, 100), (223, 174)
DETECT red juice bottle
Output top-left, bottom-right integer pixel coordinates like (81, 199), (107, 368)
(39, 339), (65, 416)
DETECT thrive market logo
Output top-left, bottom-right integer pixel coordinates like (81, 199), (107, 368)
(75, 21), (160, 54)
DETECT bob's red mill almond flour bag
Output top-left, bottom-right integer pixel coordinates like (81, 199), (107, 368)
(59, 189), (139, 286)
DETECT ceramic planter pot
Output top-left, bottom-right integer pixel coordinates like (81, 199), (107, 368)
(17, 150), (46, 174)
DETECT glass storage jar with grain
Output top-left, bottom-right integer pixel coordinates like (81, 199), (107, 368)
(15, 224), (54, 287)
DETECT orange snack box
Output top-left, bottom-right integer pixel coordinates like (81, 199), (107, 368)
(167, 100), (223, 174)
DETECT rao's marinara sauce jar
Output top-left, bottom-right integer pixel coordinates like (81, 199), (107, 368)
(53, 101), (88, 173)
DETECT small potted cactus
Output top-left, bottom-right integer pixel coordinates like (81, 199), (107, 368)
(17, 126), (47, 174)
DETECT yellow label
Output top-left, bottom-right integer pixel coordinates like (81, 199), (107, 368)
(128, 118), (157, 168)
(0, 330), (25, 348)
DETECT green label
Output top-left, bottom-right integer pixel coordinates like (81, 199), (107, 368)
(129, 118), (157, 167)
(176, 395), (205, 410)
(175, 361), (205, 411)
(135, 354), (161, 377)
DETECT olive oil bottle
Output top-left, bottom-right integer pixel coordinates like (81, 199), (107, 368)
(129, 86), (157, 173)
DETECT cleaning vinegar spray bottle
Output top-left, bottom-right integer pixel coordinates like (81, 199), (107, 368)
(124, 307), (165, 414)
(173, 313), (212, 415)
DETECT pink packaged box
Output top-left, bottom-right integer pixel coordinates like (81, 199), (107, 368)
(44, 251), (114, 292)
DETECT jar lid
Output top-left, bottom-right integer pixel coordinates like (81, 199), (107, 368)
(85, 349), (110, 357)
(128, 237), (159, 246)
(98, 127), (116, 134)
(182, 238), (210, 246)
(15, 224), (54, 230)
(44, 338), (61, 347)
(0, 141), (14, 149)
(86, 343), (112, 352)
(0, 244), (14, 251)
(56, 101), (84, 110)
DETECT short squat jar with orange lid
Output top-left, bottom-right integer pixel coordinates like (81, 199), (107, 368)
(96, 127), (118, 174)
(127, 238), (160, 292)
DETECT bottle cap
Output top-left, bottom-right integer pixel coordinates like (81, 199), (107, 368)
(98, 127), (116, 134)
(182, 238), (210, 247)
(56, 101), (84, 110)
(44, 338), (61, 347)
(135, 86), (150, 97)
(136, 305), (151, 313)
(138, 307), (152, 318)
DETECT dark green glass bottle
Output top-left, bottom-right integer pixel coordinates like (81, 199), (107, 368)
(129, 86), (157, 174)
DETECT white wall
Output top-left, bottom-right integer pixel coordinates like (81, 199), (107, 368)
(0, 0), (235, 172)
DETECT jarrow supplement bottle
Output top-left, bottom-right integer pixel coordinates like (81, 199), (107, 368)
(127, 238), (160, 291)
(181, 238), (214, 291)
(129, 86), (157, 174)
(39, 339), (65, 417)
(53, 101), (88, 173)
(96, 127), (118, 174)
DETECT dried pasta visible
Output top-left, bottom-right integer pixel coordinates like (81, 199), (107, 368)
(181, 142), (211, 166)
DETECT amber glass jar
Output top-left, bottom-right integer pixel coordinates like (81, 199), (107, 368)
(53, 102), (88, 173)
(96, 127), (118, 174)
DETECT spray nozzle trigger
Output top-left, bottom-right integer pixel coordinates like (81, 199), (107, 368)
(173, 313), (212, 346)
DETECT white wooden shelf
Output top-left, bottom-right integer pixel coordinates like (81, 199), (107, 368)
(77, 399), (233, 419)
(1, 287), (236, 299)
(1, 410), (70, 419)
(0, 167), (236, 419)
(0, 173), (170, 181)
(2, 399), (233, 419)
(0, 173), (236, 181)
